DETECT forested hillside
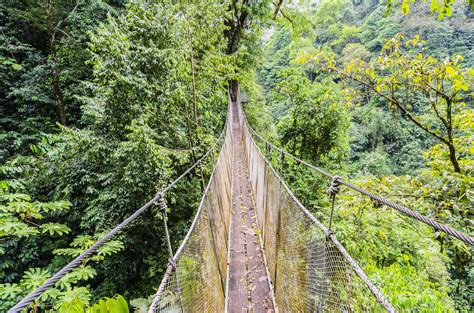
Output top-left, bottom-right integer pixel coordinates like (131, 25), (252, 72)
(1, 0), (472, 312)
(247, 0), (473, 311)
(1, 1), (235, 310)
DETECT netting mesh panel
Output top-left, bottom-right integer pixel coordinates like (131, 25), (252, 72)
(153, 206), (223, 312)
(263, 165), (281, 283)
(178, 205), (224, 311)
(251, 139), (259, 196)
(153, 270), (182, 312)
(152, 110), (233, 312)
(256, 151), (266, 231)
(240, 105), (386, 312)
(273, 187), (383, 312)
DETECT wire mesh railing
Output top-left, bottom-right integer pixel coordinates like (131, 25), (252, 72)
(238, 101), (395, 312)
(150, 93), (395, 312)
(148, 102), (233, 312)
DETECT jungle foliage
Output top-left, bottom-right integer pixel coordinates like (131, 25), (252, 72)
(0, 0), (472, 311)
(1, 0), (272, 310)
(247, 0), (472, 311)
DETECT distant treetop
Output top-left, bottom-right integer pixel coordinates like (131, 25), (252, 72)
(385, 0), (473, 19)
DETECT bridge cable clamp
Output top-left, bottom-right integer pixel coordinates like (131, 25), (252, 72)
(327, 176), (342, 232)
(156, 192), (167, 212)
(168, 258), (177, 270)
(155, 192), (174, 260)
(328, 176), (341, 196)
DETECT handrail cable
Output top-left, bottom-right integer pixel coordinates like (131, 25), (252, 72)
(8, 123), (228, 313)
(244, 117), (474, 245)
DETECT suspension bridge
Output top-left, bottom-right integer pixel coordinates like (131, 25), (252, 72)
(9, 89), (473, 312)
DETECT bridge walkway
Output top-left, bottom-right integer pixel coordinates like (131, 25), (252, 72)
(227, 102), (274, 312)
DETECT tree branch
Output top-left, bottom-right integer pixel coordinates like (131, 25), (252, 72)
(279, 8), (295, 28)
(331, 66), (450, 145)
(273, 0), (285, 19)
(404, 77), (450, 130)
(54, 0), (81, 32)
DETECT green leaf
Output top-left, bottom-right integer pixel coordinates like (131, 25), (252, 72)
(70, 266), (97, 281)
(99, 299), (108, 312)
(57, 287), (91, 310)
(41, 222), (71, 236)
(11, 63), (23, 71)
(88, 296), (128, 313)
(53, 247), (82, 257)
(445, 66), (455, 77)
(71, 235), (95, 249)
(0, 219), (38, 238)
(21, 268), (51, 291)
(0, 283), (22, 300)
(106, 295), (129, 313)
(0, 193), (31, 202)
(446, 6), (452, 16)
(430, 0), (440, 12)
(57, 266), (97, 289)
(97, 240), (124, 256)
(401, 2), (410, 15)
(115, 295), (129, 312)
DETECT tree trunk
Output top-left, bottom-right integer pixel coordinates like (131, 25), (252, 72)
(47, 0), (67, 125)
(446, 98), (461, 173)
(447, 143), (461, 173)
(51, 51), (67, 125)
(223, 1), (251, 105)
(188, 28), (198, 129)
(292, 104), (298, 155)
(229, 80), (239, 102)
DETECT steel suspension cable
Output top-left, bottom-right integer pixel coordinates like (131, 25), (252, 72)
(8, 127), (227, 313)
(244, 118), (474, 246)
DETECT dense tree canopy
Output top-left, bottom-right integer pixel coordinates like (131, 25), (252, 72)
(248, 0), (472, 310)
(1, 0), (472, 311)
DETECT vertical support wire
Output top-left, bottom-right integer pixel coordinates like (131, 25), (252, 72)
(157, 193), (174, 260)
(156, 193), (184, 313)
